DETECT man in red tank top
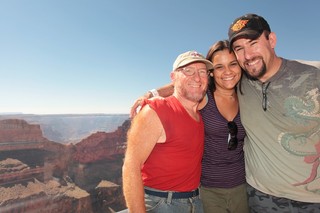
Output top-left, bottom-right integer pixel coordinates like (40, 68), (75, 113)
(122, 51), (213, 213)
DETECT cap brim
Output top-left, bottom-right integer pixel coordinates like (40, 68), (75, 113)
(229, 30), (262, 48)
(176, 59), (214, 70)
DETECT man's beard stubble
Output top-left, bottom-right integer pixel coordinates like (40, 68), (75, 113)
(179, 84), (207, 103)
(244, 59), (267, 81)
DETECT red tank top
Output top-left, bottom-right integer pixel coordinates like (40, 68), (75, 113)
(141, 96), (204, 191)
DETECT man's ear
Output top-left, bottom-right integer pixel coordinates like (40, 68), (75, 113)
(170, 71), (176, 81)
(268, 32), (277, 49)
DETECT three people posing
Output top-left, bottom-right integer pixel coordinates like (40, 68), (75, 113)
(124, 13), (320, 213)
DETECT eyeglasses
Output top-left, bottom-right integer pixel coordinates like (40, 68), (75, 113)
(227, 121), (238, 150)
(262, 82), (271, 111)
(176, 67), (209, 78)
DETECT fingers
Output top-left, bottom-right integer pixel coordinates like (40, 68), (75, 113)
(130, 92), (153, 119)
(130, 98), (144, 119)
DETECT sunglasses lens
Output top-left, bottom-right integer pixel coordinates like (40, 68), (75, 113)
(228, 138), (237, 150)
(228, 122), (236, 133)
(227, 121), (238, 150)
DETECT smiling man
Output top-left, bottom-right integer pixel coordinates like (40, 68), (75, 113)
(122, 51), (213, 213)
(229, 13), (320, 212)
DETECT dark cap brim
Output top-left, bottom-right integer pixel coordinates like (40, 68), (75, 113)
(229, 30), (262, 48)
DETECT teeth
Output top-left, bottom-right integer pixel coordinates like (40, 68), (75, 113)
(222, 76), (235, 81)
(247, 59), (259, 66)
(190, 84), (201, 88)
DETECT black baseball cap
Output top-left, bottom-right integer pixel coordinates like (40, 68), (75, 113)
(228, 14), (271, 48)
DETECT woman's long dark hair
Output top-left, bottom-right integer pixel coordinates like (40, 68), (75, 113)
(206, 40), (243, 94)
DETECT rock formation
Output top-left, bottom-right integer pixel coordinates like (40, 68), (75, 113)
(0, 118), (131, 213)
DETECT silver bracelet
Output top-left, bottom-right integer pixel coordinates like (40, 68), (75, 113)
(149, 89), (159, 97)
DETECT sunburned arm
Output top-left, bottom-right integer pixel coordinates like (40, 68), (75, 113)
(157, 82), (175, 97)
(130, 83), (174, 118)
(123, 105), (165, 213)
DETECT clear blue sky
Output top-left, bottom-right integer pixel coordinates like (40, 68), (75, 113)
(1, 1), (319, 114)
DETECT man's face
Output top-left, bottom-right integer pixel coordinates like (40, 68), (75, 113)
(232, 32), (275, 81)
(173, 62), (208, 102)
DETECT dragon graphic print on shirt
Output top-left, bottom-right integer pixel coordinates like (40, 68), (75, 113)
(278, 88), (320, 192)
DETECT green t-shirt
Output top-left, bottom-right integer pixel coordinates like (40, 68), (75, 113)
(239, 58), (320, 202)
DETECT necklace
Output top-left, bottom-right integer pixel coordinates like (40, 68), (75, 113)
(214, 90), (236, 99)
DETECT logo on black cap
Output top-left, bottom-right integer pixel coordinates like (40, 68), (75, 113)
(231, 19), (249, 32)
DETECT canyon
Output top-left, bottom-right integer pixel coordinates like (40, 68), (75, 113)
(0, 116), (130, 213)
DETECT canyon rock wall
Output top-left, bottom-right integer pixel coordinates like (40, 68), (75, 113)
(0, 118), (131, 213)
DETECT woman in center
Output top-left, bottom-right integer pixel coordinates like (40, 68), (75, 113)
(197, 40), (248, 213)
